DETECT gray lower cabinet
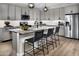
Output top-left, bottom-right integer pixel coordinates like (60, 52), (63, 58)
(0, 28), (2, 42)
(0, 28), (11, 42)
(59, 26), (65, 36)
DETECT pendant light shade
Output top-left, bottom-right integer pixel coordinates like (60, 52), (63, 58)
(28, 3), (35, 9)
(43, 4), (48, 12)
(43, 6), (48, 12)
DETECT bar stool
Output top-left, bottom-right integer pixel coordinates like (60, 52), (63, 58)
(54, 26), (60, 45)
(24, 30), (45, 56)
(43, 28), (56, 54)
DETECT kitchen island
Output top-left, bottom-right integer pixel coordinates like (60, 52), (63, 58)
(9, 26), (56, 56)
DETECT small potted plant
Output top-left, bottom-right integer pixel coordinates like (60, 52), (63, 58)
(20, 22), (29, 31)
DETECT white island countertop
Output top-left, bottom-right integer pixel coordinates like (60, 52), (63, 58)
(9, 26), (56, 34)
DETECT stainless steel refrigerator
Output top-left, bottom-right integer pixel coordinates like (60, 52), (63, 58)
(65, 13), (79, 39)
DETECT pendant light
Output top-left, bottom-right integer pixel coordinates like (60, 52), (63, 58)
(28, 3), (35, 9)
(43, 3), (48, 12)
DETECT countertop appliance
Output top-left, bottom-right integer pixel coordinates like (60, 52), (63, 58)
(65, 13), (79, 39)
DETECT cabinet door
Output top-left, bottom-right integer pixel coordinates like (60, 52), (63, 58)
(54, 8), (59, 20)
(33, 9), (37, 20)
(50, 9), (55, 20)
(40, 11), (45, 20)
(0, 28), (2, 41)
(29, 9), (34, 20)
(0, 4), (3, 20)
(59, 26), (65, 36)
(16, 7), (21, 20)
(9, 5), (15, 20)
(45, 11), (50, 20)
(0, 28), (10, 41)
(1, 4), (8, 20)
(21, 7), (26, 15)
(29, 8), (40, 20)
(60, 7), (65, 20)
(40, 11), (50, 20)
(33, 9), (40, 20)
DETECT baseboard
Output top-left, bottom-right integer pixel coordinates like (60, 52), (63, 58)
(58, 35), (79, 40)
(58, 35), (65, 37)
(1, 39), (12, 42)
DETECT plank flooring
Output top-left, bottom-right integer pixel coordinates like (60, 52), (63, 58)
(0, 37), (79, 56)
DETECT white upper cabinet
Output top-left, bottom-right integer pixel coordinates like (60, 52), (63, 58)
(0, 4), (16, 20)
(40, 11), (45, 20)
(0, 4), (2, 20)
(49, 9), (55, 20)
(29, 8), (40, 20)
(21, 7), (26, 15)
(40, 10), (53, 20)
(0, 4), (79, 20)
(60, 7), (65, 20)
(40, 8), (65, 20)
(33, 9), (37, 20)
(9, 5), (15, 20)
(16, 7), (21, 20)
(45, 11), (50, 20)
(54, 8), (59, 20)
(0, 4), (8, 20)
(35, 9), (40, 20)
(29, 9), (34, 20)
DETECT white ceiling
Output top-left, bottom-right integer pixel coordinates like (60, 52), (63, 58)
(11, 3), (76, 9)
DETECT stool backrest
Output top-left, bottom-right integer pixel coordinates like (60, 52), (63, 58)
(47, 28), (54, 37)
(55, 27), (60, 34)
(34, 30), (44, 41)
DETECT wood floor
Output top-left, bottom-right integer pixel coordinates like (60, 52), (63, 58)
(0, 37), (79, 56)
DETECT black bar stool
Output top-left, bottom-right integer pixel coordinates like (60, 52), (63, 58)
(24, 30), (45, 56)
(43, 28), (56, 54)
(54, 26), (60, 46)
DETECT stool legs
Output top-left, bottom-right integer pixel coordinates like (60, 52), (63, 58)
(51, 36), (54, 49)
(54, 35), (57, 47)
(41, 39), (45, 56)
(33, 42), (35, 56)
(58, 35), (60, 45)
(46, 37), (49, 54)
(24, 43), (25, 56)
